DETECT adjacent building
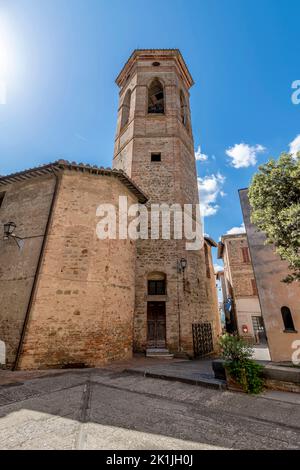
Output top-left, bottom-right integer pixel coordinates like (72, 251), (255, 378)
(217, 233), (266, 344)
(239, 189), (300, 362)
(204, 237), (222, 346)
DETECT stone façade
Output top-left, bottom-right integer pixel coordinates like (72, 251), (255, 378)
(0, 163), (146, 368)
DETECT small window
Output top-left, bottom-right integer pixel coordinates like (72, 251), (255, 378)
(0, 192), (5, 209)
(151, 153), (161, 162)
(148, 280), (166, 295)
(241, 247), (250, 263)
(281, 306), (296, 332)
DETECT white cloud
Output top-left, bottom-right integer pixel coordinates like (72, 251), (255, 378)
(289, 134), (300, 158)
(226, 223), (246, 235)
(198, 172), (226, 217)
(214, 263), (223, 273)
(226, 143), (265, 168)
(195, 145), (208, 161)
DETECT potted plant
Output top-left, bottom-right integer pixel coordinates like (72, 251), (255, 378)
(219, 334), (264, 394)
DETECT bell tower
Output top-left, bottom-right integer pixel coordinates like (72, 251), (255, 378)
(113, 49), (217, 356)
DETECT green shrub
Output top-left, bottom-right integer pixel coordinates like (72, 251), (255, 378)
(219, 334), (264, 394)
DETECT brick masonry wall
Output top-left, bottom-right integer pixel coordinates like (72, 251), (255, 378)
(224, 236), (256, 298)
(0, 176), (56, 367)
(222, 234), (262, 339)
(17, 172), (138, 369)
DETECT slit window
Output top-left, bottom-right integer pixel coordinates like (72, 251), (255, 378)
(241, 247), (250, 263)
(204, 244), (211, 278)
(151, 153), (161, 162)
(251, 279), (258, 295)
(120, 89), (131, 129)
(0, 192), (5, 209)
(281, 306), (296, 332)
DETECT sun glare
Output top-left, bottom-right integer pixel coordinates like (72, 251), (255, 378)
(0, 14), (17, 104)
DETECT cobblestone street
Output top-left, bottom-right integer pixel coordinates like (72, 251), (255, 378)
(0, 366), (300, 450)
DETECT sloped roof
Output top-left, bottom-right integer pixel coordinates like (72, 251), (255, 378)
(0, 160), (148, 204)
(204, 236), (218, 248)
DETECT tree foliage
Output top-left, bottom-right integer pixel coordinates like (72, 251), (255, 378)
(248, 152), (300, 283)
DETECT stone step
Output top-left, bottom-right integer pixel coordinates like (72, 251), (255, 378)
(146, 348), (169, 353)
(146, 353), (174, 359)
(125, 368), (226, 390)
(146, 348), (174, 359)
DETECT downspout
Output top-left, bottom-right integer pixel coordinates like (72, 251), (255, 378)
(13, 169), (61, 370)
(176, 257), (181, 353)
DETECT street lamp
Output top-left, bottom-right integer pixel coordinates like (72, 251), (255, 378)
(3, 222), (24, 249)
(4, 221), (16, 240)
(180, 258), (187, 272)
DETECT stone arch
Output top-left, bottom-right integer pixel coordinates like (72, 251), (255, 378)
(148, 79), (165, 114)
(281, 306), (296, 331)
(180, 90), (190, 132)
(120, 89), (131, 129)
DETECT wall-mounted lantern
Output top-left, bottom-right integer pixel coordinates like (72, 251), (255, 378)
(179, 258), (187, 272)
(177, 258), (187, 274)
(3, 222), (24, 249)
(4, 221), (16, 240)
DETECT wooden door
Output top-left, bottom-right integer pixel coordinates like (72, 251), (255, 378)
(147, 302), (166, 348)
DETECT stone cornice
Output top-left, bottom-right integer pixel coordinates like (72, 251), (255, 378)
(116, 49), (194, 90)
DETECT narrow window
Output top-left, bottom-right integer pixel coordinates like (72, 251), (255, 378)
(148, 79), (164, 114)
(281, 306), (296, 332)
(204, 244), (211, 278)
(151, 153), (161, 162)
(0, 192), (5, 209)
(148, 280), (166, 295)
(241, 247), (250, 263)
(251, 279), (258, 295)
(120, 89), (131, 129)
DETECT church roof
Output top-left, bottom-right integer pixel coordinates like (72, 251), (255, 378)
(116, 49), (194, 89)
(0, 160), (148, 204)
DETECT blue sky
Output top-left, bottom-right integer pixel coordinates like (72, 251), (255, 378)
(0, 0), (300, 266)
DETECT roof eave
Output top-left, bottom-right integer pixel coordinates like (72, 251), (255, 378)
(116, 49), (194, 89)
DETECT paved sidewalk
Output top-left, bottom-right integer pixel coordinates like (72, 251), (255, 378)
(252, 346), (271, 361)
(0, 366), (300, 449)
(125, 358), (226, 389)
(0, 356), (188, 386)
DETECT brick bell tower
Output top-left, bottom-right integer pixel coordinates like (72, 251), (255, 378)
(113, 49), (216, 356)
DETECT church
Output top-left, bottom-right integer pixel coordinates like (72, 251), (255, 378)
(0, 49), (220, 370)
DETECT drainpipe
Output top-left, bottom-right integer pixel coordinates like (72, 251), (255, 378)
(176, 260), (181, 353)
(13, 170), (61, 370)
